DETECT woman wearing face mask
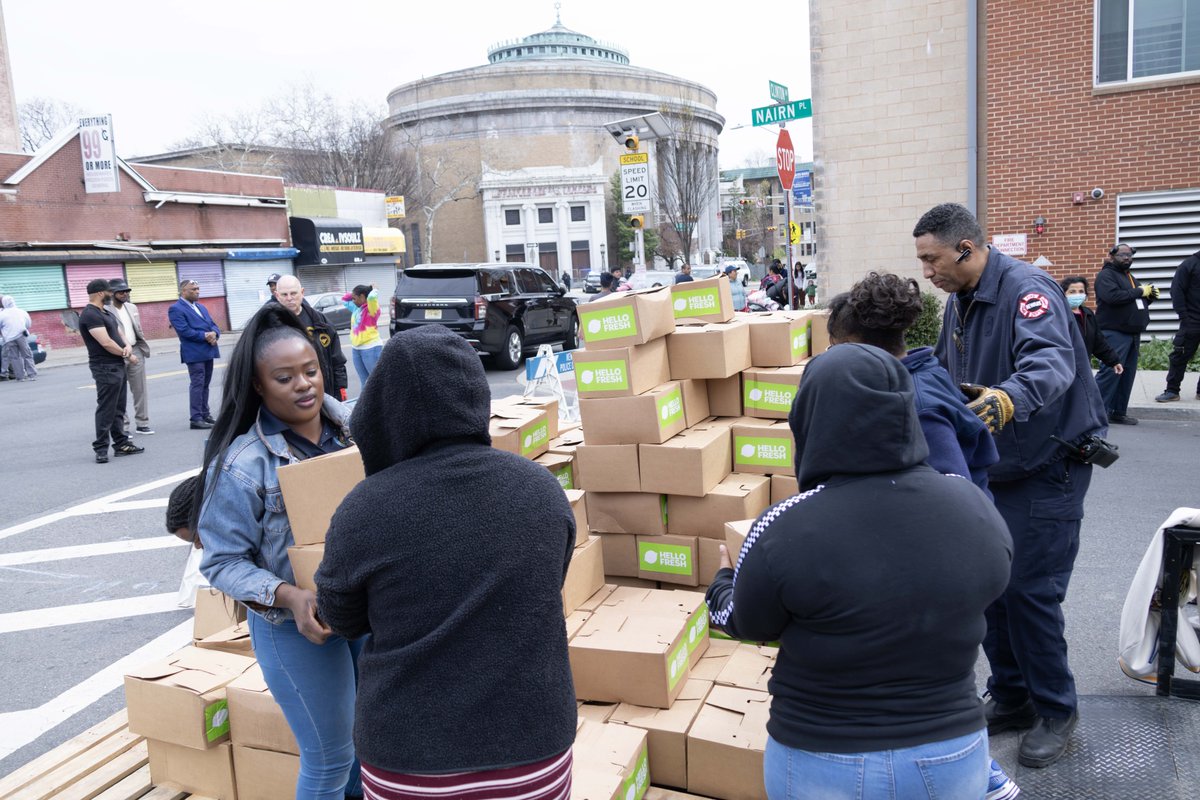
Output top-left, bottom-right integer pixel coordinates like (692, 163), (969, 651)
(1060, 276), (1123, 376)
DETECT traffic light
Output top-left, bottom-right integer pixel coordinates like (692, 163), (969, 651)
(767, 226), (778, 232)
(630, 215), (644, 229)
(623, 133), (639, 151)
(738, 198), (753, 207)
(735, 229), (746, 240)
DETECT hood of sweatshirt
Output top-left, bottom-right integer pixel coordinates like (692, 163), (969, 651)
(788, 343), (929, 491)
(350, 325), (492, 476)
(1, 296), (13, 309)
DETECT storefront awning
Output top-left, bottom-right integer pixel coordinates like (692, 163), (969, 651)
(363, 227), (406, 254)
(289, 217), (365, 266)
(225, 247), (300, 261)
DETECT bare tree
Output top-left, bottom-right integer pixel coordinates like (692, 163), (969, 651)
(390, 122), (476, 263)
(656, 111), (718, 266)
(171, 110), (281, 173)
(18, 97), (82, 152)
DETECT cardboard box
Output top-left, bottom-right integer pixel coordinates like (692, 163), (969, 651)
(570, 589), (697, 708)
(566, 489), (589, 547)
(573, 339), (670, 398)
(567, 609), (590, 641)
(576, 701), (619, 724)
(716, 644), (776, 692)
(490, 404), (551, 459)
(809, 309), (831, 354)
(195, 621), (253, 658)
(226, 663), (299, 755)
(742, 365), (806, 420)
(276, 446), (364, 545)
(147, 739), (237, 800)
(595, 533), (639, 578)
(678, 379), (710, 427)
(579, 584), (620, 613)
(548, 427), (586, 455)
(696, 536), (725, 587)
(639, 423), (731, 497)
(579, 382), (686, 445)
(586, 492), (667, 536)
(669, 275), (735, 323)
(287, 543), (324, 592)
(571, 718), (650, 800)
(536, 451), (576, 490)
(606, 575), (660, 590)
(576, 444), (641, 493)
(667, 475), (771, 539)
(771, 474), (799, 504)
(706, 374), (742, 417)
(731, 421), (795, 476)
(234, 745), (298, 800)
(125, 647), (257, 750)
(636, 535), (699, 587)
(609, 678), (713, 790)
(564, 536), (606, 615)
(724, 519), (755, 562)
(494, 394), (560, 439)
(578, 285), (676, 349)
(666, 320), (752, 380)
(686, 686), (770, 800)
(194, 587), (245, 641)
(690, 636), (740, 681)
(746, 311), (810, 366)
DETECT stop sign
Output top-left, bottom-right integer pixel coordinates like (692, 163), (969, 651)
(776, 129), (796, 191)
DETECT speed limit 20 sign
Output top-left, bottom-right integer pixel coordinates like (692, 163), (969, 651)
(620, 152), (651, 214)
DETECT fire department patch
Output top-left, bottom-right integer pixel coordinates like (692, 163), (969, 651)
(1018, 292), (1050, 319)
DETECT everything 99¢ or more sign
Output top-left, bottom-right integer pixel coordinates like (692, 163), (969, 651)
(79, 114), (120, 194)
(620, 152), (651, 214)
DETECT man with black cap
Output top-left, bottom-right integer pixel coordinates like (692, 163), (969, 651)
(79, 279), (144, 463)
(108, 278), (153, 434)
(266, 273), (281, 303)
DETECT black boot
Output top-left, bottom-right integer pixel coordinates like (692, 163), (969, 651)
(1018, 711), (1078, 768)
(984, 696), (1037, 735)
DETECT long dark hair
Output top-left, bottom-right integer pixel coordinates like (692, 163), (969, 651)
(189, 304), (317, 531)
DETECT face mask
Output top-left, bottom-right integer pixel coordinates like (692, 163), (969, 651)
(1067, 294), (1086, 309)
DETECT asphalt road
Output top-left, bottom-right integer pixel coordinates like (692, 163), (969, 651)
(1, 346), (1197, 780)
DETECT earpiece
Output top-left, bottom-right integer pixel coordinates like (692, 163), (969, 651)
(955, 248), (971, 264)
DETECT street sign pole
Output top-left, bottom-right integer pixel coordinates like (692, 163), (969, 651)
(775, 127), (797, 309)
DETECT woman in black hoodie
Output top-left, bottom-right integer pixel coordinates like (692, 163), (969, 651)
(706, 343), (1013, 800)
(315, 325), (577, 798)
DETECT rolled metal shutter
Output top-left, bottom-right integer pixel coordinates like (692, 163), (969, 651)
(1117, 189), (1200, 338)
(66, 263), (125, 307)
(177, 261), (225, 296)
(125, 261), (179, 303)
(223, 260), (293, 329)
(0, 264), (67, 311)
(296, 264), (346, 294)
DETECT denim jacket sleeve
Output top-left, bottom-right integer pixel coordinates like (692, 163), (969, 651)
(198, 436), (293, 622)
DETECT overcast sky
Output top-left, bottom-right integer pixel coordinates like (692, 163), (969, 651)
(4, 0), (812, 170)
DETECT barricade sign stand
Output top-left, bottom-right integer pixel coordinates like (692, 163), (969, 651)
(524, 345), (580, 425)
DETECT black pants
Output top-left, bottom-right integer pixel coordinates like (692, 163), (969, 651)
(1164, 328), (1200, 394)
(91, 362), (130, 453)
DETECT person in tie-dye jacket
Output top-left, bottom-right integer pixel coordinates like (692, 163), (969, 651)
(343, 284), (383, 388)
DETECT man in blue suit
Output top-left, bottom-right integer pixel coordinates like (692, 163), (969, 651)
(168, 280), (221, 430)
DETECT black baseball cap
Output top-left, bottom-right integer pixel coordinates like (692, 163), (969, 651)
(86, 278), (111, 294)
(266, 273), (282, 285)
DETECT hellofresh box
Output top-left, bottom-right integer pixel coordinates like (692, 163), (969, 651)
(578, 286), (675, 350)
(742, 365), (806, 420)
(669, 276), (734, 323)
(573, 338), (670, 399)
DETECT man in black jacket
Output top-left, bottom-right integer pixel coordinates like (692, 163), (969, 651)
(1156, 248), (1200, 402)
(273, 275), (349, 400)
(1094, 243), (1158, 424)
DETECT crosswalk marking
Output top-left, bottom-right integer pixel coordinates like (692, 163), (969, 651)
(0, 537), (188, 568)
(0, 593), (184, 635)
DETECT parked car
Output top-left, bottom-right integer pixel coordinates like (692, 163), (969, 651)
(391, 263), (578, 369)
(306, 292), (353, 330)
(584, 271), (603, 293)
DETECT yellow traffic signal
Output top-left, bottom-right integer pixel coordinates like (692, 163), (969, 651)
(630, 215), (644, 229)
(735, 229), (746, 240)
(624, 133), (639, 151)
(767, 226), (778, 232)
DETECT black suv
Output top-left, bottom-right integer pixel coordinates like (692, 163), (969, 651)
(391, 263), (578, 369)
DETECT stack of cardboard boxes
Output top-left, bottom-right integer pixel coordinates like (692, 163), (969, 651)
(123, 295), (828, 800)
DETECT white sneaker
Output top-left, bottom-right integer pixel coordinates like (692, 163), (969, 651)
(986, 759), (1020, 800)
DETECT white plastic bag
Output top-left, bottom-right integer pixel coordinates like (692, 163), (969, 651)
(1117, 507), (1200, 682)
(175, 544), (206, 609)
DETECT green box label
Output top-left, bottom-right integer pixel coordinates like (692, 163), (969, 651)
(660, 494), (668, 527)
(791, 329), (808, 361)
(655, 387), (684, 431)
(553, 463), (574, 490)
(520, 420), (550, 457)
(734, 435), (793, 468)
(686, 606), (710, 655)
(672, 286), (723, 318)
(576, 359), (629, 392)
(205, 699), (230, 743)
(638, 541), (694, 576)
(666, 637), (689, 692)
(580, 305), (638, 342)
(744, 380), (798, 413)
(619, 745), (650, 800)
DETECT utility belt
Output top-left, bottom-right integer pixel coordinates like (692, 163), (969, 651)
(1051, 434), (1120, 468)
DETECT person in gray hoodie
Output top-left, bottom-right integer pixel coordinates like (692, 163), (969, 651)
(0, 295), (35, 381)
(316, 325), (577, 797)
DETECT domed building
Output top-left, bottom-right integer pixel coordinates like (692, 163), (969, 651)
(385, 13), (724, 278)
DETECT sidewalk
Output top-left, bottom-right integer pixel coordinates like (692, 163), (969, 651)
(38, 332), (245, 370)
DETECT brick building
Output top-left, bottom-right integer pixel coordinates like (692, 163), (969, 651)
(811, 0), (1199, 334)
(0, 125), (290, 350)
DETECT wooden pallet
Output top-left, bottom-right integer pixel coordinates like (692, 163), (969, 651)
(0, 711), (198, 800)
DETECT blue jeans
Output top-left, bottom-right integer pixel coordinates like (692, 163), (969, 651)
(764, 730), (989, 800)
(247, 613), (363, 799)
(186, 359), (214, 421)
(1095, 330), (1138, 416)
(351, 345), (382, 388)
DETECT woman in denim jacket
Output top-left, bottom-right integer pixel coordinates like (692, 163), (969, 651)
(194, 305), (362, 800)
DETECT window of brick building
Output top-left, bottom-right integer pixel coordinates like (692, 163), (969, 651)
(1097, 0), (1200, 84)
